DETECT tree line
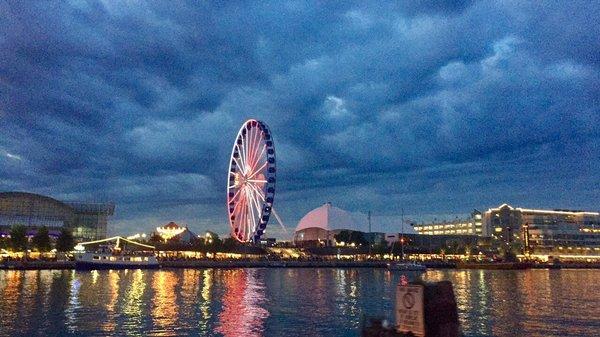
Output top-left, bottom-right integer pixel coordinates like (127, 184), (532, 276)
(0, 224), (75, 252)
(141, 231), (264, 253)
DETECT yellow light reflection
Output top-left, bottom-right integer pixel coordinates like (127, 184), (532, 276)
(198, 269), (213, 334)
(151, 271), (179, 333)
(100, 270), (120, 334)
(124, 270), (146, 318)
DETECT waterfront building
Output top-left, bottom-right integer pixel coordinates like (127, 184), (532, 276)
(294, 202), (369, 246)
(412, 210), (484, 236)
(483, 204), (600, 255)
(0, 191), (114, 241)
(155, 221), (196, 243)
(402, 233), (482, 254)
(259, 237), (277, 247)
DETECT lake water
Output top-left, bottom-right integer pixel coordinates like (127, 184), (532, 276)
(1, 268), (599, 336)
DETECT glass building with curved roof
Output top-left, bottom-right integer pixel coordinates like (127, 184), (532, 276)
(0, 192), (114, 241)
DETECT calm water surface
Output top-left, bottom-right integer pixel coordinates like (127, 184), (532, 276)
(1, 268), (599, 336)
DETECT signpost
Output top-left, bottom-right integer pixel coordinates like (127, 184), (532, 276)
(396, 282), (425, 337)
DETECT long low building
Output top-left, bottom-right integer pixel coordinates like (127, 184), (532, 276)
(484, 204), (600, 255)
(0, 191), (114, 241)
(412, 203), (600, 256)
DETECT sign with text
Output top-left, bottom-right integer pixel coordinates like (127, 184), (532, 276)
(395, 283), (425, 337)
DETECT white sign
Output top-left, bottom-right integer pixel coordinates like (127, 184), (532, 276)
(396, 283), (425, 337)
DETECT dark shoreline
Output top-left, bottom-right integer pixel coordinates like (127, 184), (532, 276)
(2, 260), (600, 270)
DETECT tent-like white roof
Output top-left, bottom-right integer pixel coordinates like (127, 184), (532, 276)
(295, 202), (365, 232)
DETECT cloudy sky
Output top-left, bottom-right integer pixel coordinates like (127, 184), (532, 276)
(1, 1), (599, 238)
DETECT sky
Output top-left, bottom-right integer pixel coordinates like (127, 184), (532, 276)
(1, 1), (599, 238)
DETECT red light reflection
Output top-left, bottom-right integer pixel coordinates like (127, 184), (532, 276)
(216, 269), (269, 337)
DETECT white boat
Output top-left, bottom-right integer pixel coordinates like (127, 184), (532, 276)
(75, 251), (159, 270)
(387, 261), (427, 272)
(74, 236), (159, 270)
(386, 209), (426, 272)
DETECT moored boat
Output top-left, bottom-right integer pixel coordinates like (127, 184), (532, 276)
(74, 236), (159, 270)
(387, 261), (427, 271)
(386, 209), (426, 272)
(75, 252), (159, 270)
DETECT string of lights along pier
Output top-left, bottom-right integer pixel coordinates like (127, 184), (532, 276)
(226, 119), (276, 243)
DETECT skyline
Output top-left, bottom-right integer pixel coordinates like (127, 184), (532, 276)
(1, 1), (599, 237)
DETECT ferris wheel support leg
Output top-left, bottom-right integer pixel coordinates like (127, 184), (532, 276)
(271, 208), (289, 236)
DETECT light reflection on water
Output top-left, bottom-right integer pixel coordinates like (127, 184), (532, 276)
(0, 269), (599, 336)
(216, 269), (268, 337)
(151, 270), (179, 335)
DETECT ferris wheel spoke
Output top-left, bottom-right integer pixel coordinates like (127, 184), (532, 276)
(248, 126), (257, 168)
(240, 195), (248, 238)
(247, 179), (267, 183)
(233, 199), (241, 237)
(234, 145), (245, 175)
(244, 128), (252, 169)
(248, 182), (266, 200)
(242, 141), (251, 173)
(229, 188), (243, 202)
(249, 184), (264, 197)
(251, 127), (262, 168)
(249, 129), (264, 170)
(231, 196), (244, 215)
(246, 188), (257, 236)
(249, 185), (263, 221)
(244, 127), (252, 171)
(250, 186), (264, 214)
(247, 202), (256, 235)
(240, 137), (248, 173)
(251, 144), (267, 171)
(238, 194), (245, 239)
(248, 193), (261, 231)
(232, 154), (244, 171)
(248, 161), (268, 179)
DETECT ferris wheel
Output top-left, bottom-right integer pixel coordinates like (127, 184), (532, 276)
(227, 119), (276, 243)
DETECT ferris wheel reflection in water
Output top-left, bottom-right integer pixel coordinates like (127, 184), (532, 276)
(216, 269), (269, 337)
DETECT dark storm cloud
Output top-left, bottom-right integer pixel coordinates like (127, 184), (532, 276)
(1, 1), (599, 236)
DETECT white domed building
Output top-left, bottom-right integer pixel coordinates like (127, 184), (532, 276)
(294, 202), (366, 246)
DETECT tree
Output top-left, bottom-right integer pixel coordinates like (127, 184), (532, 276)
(56, 227), (75, 252)
(334, 230), (351, 244)
(206, 232), (222, 247)
(10, 224), (28, 252)
(349, 231), (368, 246)
(32, 226), (51, 252)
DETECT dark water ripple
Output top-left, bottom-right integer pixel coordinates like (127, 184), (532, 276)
(0, 269), (599, 337)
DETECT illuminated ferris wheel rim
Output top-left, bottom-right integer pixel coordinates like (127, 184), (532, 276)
(226, 119), (276, 243)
